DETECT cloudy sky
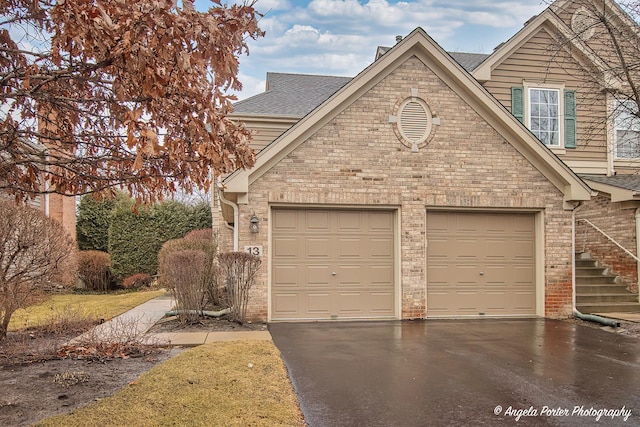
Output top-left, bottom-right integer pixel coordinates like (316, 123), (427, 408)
(197, 0), (549, 99)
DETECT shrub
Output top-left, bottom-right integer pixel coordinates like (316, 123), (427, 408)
(218, 252), (261, 324)
(108, 199), (213, 280)
(77, 250), (114, 292)
(0, 202), (77, 340)
(158, 231), (219, 305)
(164, 250), (208, 323)
(76, 193), (125, 252)
(122, 273), (153, 289)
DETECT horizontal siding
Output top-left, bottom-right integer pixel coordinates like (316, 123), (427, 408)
(482, 28), (608, 164)
(238, 120), (296, 152)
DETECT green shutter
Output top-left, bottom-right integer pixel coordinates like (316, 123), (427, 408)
(511, 87), (524, 123)
(564, 90), (577, 148)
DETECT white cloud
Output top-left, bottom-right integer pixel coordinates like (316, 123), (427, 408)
(226, 0), (548, 98)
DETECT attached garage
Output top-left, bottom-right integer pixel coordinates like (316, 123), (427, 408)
(426, 211), (537, 317)
(271, 208), (396, 320)
(219, 29), (593, 322)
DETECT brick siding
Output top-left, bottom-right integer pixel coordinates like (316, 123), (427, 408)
(229, 57), (576, 321)
(576, 194), (639, 293)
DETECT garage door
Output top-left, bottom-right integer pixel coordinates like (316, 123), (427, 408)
(271, 209), (395, 320)
(426, 211), (536, 317)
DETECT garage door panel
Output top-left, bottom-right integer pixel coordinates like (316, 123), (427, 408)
(272, 293), (300, 316)
(273, 210), (299, 232)
(306, 211), (330, 231)
(514, 240), (535, 258)
(307, 238), (331, 258)
(337, 211), (363, 231)
(513, 292), (536, 311)
(272, 209), (395, 320)
(338, 238), (362, 258)
(273, 238), (299, 258)
(336, 292), (364, 315)
(369, 212), (394, 232)
(370, 238), (393, 258)
(306, 265), (331, 287)
(427, 211), (536, 317)
(370, 265), (394, 285)
(369, 292), (395, 313)
(337, 265), (363, 285)
(307, 293), (332, 314)
(273, 265), (299, 287)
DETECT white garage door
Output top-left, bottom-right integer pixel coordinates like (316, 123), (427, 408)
(426, 211), (536, 317)
(271, 208), (395, 320)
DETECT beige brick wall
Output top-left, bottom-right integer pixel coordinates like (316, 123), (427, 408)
(234, 56), (575, 321)
(576, 194), (639, 293)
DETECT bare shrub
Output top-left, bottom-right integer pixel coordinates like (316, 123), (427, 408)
(122, 273), (153, 289)
(58, 315), (166, 361)
(184, 228), (217, 242)
(77, 250), (114, 292)
(218, 252), (261, 324)
(163, 250), (207, 323)
(158, 231), (219, 306)
(0, 202), (77, 341)
(0, 305), (98, 364)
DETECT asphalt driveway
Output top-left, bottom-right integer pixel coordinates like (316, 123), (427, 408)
(269, 319), (640, 426)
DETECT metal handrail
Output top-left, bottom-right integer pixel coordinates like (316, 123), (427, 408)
(576, 218), (640, 263)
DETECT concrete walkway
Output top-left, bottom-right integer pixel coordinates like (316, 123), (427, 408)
(72, 294), (271, 346)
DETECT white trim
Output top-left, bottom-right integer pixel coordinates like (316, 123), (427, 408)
(523, 81), (566, 148)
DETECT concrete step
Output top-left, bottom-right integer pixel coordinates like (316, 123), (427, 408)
(575, 259), (599, 268)
(576, 284), (633, 294)
(576, 302), (640, 314)
(576, 293), (639, 303)
(575, 275), (619, 285)
(575, 266), (609, 276)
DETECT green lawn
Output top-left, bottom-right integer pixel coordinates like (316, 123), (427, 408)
(9, 290), (167, 331)
(36, 341), (305, 427)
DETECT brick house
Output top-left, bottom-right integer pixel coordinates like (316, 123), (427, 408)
(218, 27), (592, 322)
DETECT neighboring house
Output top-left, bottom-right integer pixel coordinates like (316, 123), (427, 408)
(0, 191), (76, 239)
(220, 26), (593, 322)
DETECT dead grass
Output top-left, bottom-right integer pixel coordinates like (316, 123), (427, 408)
(35, 341), (305, 427)
(9, 290), (166, 332)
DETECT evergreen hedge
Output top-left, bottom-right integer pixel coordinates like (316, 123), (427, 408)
(108, 199), (211, 280)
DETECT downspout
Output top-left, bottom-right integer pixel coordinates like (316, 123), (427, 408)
(572, 202), (620, 327)
(216, 184), (239, 252)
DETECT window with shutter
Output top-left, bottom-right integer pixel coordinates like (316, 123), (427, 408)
(511, 84), (577, 150)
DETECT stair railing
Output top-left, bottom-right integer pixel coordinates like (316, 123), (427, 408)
(576, 218), (640, 263)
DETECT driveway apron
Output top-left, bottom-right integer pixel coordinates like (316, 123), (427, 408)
(269, 319), (640, 427)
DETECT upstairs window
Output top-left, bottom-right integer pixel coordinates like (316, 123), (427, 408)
(614, 100), (640, 159)
(511, 85), (576, 149)
(529, 88), (560, 146)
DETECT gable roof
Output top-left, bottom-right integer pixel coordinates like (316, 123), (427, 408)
(224, 27), (592, 206)
(233, 73), (351, 117)
(377, 46), (489, 72)
(472, 1), (622, 88)
(234, 52), (489, 118)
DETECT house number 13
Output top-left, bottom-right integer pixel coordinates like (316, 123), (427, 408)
(244, 246), (263, 257)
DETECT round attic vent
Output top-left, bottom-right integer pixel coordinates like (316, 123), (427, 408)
(571, 7), (597, 41)
(393, 96), (434, 150)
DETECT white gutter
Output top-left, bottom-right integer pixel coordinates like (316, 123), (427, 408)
(216, 185), (239, 252)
